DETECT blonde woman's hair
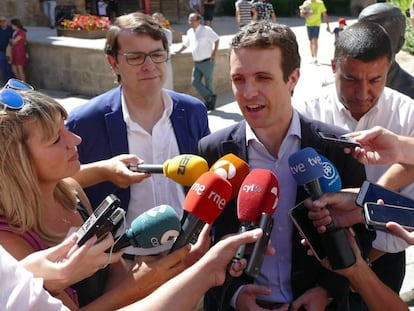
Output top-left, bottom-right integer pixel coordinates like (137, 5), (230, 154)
(0, 90), (78, 245)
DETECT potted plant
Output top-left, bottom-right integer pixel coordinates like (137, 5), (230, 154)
(57, 14), (110, 39)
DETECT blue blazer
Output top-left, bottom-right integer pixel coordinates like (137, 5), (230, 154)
(197, 116), (373, 311)
(66, 86), (210, 211)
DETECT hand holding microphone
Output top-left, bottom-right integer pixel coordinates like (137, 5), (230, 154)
(111, 205), (181, 253)
(128, 154), (209, 186)
(289, 147), (355, 269)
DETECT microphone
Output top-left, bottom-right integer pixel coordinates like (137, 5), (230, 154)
(288, 147), (355, 269)
(209, 153), (250, 199)
(128, 154), (209, 186)
(169, 171), (233, 253)
(111, 205), (181, 253)
(233, 169), (279, 278)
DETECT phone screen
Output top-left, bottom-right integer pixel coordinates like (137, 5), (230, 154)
(364, 202), (414, 231)
(289, 201), (326, 261)
(356, 181), (414, 208)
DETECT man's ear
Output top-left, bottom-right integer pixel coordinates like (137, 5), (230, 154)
(107, 54), (119, 75)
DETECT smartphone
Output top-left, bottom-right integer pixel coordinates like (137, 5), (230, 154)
(317, 131), (361, 148)
(364, 202), (414, 231)
(289, 201), (326, 261)
(76, 194), (126, 246)
(356, 180), (414, 208)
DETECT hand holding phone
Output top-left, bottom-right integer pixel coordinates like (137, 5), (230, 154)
(318, 131), (361, 148)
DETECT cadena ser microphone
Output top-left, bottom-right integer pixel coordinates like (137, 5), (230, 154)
(169, 171), (233, 253)
(209, 153), (250, 199)
(288, 147), (355, 269)
(127, 154), (209, 186)
(233, 169), (279, 278)
(112, 205), (181, 253)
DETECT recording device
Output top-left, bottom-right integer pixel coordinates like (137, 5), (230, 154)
(356, 180), (414, 208)
(233, 169), (279, 278)
(317, 131), (360, 148)
(169, 172), (233, 253)
(127, 154), (209, 186)
(111, 205), (181, 253)
(209, 153), (250, 199)
(363, 202), (414, 231)
(76, 194), (125, 246)
(289, 147), (356, 269)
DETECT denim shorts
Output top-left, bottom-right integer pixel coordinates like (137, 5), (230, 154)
(307, 26), (320, 39)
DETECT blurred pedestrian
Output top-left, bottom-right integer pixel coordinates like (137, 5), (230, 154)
(176, 13), (219, 110)
(299, 0), (330, 65)
(201, 0), (216, 27)
(106, 0), (119, 23)
(41, 0), (57, 28)
(235, 0), (256, 28)
(0, 16), (13, 84)
(252, 0), (277, 22)
(329, 17), (346, 45)
(10, 18), (28, 82)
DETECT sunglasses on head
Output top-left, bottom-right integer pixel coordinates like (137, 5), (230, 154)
(0, 79), (34, 110)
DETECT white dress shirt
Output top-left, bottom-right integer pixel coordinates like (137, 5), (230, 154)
(183, 24), (219, 62)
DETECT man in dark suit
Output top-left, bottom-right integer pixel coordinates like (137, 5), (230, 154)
(66, 12), (210, 258)
(197, 21), (372, 311)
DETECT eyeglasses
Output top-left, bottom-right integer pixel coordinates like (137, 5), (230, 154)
(117, 50), (168, 66)
(0, 78), (34, 110)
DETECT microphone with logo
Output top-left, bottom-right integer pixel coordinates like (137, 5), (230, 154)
(169, 171), (233, 253)
(111, 205), (181, 253)
(288, 147), (355, 269)
(209, 153), (250, 199)
(233, 169), (279, 278)
(127, 154), (209, 186)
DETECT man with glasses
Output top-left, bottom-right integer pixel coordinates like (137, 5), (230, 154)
(0, 16), (13, 84)
(176, 13), (219, 111)
(66, 12), (210, 260)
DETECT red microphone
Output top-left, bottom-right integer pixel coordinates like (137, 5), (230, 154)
(233, 169), (279, 278)
(169, 172), (232, 252)
(209, 153), (250, 199)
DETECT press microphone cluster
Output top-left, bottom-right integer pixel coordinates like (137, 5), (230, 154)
(233, 169), (279, 278)
(127, 154), (209, 186)
(111, 205), (181, 253)
(288, 147), (355, 269)
(169, 171), (233, 253)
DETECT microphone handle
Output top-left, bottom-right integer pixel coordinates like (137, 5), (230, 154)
(169, 214), (205, 253)
(128, 164), (164, 174)
(232, 222), (252, 263)
(245, 213), (273, 278)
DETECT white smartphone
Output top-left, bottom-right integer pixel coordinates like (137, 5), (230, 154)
(364, 202), (414, 231)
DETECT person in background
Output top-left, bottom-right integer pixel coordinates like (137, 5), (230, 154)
(359, 2), (414, 99)
(235, 0), (256, 28)
(202, 0), (216, 27)
(0, 16), (13, 84)
(299, 0), (330, 65)
(152, 12), (174, 90)
(252, 0), (277, 22)
(329, 17), (346, 45)
(9, 18), (28, 82)
(106, 0), (119, 23)
(292, 21), (414, 309)
(66, 12), (210, 260)
(175, 13), (219, 111)
(41, 0), (57, 28)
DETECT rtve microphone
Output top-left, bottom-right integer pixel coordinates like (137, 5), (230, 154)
(111, 205), (181, 253)
(288, 147), (355, 269)
(233, 169), (279, 278)
(128, 154), (209, 186)
(169, 172), (232, 253)
(209, 153), (250, 199)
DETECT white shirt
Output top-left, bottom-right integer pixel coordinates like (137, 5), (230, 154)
(293, 84), (414, 252)
(119, 90), (186, 256)
(0, 246), (69, 311)
(183, 24), (219, 62)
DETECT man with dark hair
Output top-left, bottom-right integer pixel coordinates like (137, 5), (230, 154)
(198, 20), (372, 311)
(294, 21), (414, 310)
(359, 2), (414, 99)
(66, 12), (210, 259)
(0, 16), (13, 84)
